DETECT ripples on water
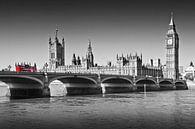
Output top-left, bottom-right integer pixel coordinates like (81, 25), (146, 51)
(0, 85), (195, 129)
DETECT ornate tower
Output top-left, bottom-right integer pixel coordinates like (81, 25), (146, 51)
(86, 40), (94, 68)
(49, 29), (65, 70)
(165, 13), (179, 79)
(72, 53), (76, 65)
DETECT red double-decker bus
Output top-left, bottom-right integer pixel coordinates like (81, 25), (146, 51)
(15, 63), (37, 72)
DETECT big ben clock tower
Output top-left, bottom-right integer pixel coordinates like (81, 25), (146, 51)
(165, 13), (179, 79)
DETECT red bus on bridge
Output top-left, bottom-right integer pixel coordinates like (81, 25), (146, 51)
(15, 63), (37, 72)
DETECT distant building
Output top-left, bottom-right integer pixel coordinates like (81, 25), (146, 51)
(49, 14), (181, 79)
(49, 29), (65, 71)
(142, 59), (163, 77)
(116, 54), (163, 77)
(52, 39), (163, 77)
(55, 40), (117, 74)
(82, 40), (94, 69)
(72, 53), (81, 66)
(165, 13), (179, 79)
(116, 53), (142, 76)
(183, 62), (195, 81)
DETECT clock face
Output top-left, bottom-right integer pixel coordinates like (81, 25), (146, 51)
(168, 39), (172, 45)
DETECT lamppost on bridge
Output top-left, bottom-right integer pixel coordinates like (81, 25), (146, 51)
(156, 69), (159, 84)
(44, 63), (48, 73)
(97, 66), (101, 83)
(8, 65), (11, 71)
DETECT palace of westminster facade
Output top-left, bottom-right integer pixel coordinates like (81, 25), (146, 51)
(48, 14), (179, 80)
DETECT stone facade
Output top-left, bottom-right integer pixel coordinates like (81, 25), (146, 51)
(165, 13), (179, 79)
(183, 62), (195, 80)
(116, 54), (163, 77)
(82, 40), (94, 68)
(49, 30), (65, 71)
(116, 53), (142, 76)
(48, 14), (179, 79)
(55, 52), (163, 78)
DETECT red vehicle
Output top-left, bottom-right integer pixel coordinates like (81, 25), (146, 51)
(15, 63), (37, 72)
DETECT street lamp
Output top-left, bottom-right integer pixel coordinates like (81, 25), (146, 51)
(45, 63), (48, 73)
(157, 69), (159, 84)
(8, 65), (11, 71)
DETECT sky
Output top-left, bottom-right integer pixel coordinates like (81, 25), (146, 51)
(0, 0), (195, 70)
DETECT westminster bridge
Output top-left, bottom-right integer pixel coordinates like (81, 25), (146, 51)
(0, 71), (188, 98)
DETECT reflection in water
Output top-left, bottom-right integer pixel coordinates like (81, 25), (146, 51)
(0, 85), (195, 129)
(0, 83), (10, 97)
(49, 80), (67, 96)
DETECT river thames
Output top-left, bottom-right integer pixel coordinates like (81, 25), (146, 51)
(0, 84), (195, 129)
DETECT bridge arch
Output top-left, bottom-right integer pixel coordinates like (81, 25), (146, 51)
(159, 80), (174, 90)
(159, 80), (173, 85)
(0, 75), (44, 98)
(101, 76), (134, 94)
(136, 78), (158, 91)
(49, 76), (97, 85)
(136, 78), (157, 85)
(49, 76), (100, 95)
(101, 77), (133, 84)
(0, 75), (44, 87)
(175, 81), (187, 90)
(175, 81), (185, 85)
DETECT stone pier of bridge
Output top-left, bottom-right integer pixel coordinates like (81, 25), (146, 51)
(0, 72), (188, 98)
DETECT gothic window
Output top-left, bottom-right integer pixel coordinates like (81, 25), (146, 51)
(51, 53), (55, 58)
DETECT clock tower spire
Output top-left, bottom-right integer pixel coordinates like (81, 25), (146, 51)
(165, 13), (179, 79)
(169, 12), (174, 26)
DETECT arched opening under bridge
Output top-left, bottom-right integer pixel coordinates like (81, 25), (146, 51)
(175, 81), (187, 90)
(49, 80), (67, 97)
(0, 76), (44, 99)
(0, 81), (10, 97)
(49, 76), (101, 95)
(136, 79), (158, 91)
(101, 77), (134, 93)
(159, 80), (174, 90)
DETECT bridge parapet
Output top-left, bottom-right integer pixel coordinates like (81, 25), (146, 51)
(100, 74), (134, 83)
(0, 71), (49, 98)
(47, 72), (99, 84)
(135, 76), (158, 84)
(0, 71), (46, 86)
(159, 78), (173, 82)
(0, 72), (188, 98)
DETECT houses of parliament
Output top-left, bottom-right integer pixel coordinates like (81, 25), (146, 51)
(48, 14), (179, 80)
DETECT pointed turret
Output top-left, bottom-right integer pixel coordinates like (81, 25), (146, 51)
(168, 12), (177, 33)
(169, 12), (175, 26)
(86, 39), (94, 67)
(62, 37), (65, 47)
(55, 29), (59, 42)
(88, 39), (92, 53)
(55, 29), (58, 38)
(49, 37), (52, 44)
(72, 53), (76, 65)
(190, 61), (194, 67)
(116, 54), (119, 60)
(49, 37), (52, 49)
(77, 56), (81, 65)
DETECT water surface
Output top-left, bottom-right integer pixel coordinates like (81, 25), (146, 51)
(0, 85), (195, 129)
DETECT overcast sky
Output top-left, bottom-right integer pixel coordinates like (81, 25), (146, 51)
(0, 0), (194, 70)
